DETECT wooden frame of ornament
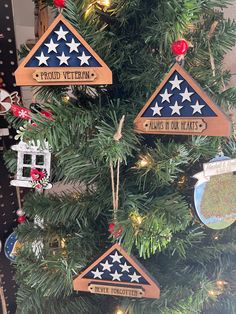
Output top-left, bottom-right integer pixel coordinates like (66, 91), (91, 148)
(73, 243), (160, 299)
(15, 14), (112, 86)
(134, 63), (231, 136)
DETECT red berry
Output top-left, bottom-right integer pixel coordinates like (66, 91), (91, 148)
(17, 216), (26, 223)
(109, 223), (115, 232)
(109, 223), (123, 237)
(53, 0), (65, 8)
(171, 39), (189, 55)
(35, 183), (43, 189)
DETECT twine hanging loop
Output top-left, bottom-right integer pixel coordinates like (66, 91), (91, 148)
(110, 115), (125, 222)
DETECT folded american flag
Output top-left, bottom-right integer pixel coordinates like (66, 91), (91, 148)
(25, 21), (101, 68)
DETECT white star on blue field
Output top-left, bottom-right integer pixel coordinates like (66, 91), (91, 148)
(26, 21), (101, 68)
(4, 232), (18, 261)
(142, 70), (217, 118)
(84, 250), (148, 284)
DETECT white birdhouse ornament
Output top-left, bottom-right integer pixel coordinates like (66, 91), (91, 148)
(10, 140), (52, 190)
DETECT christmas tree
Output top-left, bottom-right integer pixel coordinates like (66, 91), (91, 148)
(5, 0), (236, 313)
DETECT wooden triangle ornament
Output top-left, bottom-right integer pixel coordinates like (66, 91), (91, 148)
(134, 63), (231, 136)
(73, 243), (160, 299)
(15, 14), (112, 86)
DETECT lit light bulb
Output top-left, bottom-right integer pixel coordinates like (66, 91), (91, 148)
(214, 235), (219, 240)
(139, 158), (148, 167)
(177, 175), (187, 188)
(208, 290), (216, 296)
(116, 310), (124, 314)
(129, 212), (144, 226)
(216, 280), (227, 289)
(216, 280), (224, 286)
(60, 238), (66, 249)
(136, 154), (152, 168)
(85, 3), (93, 18)
(136, 215), (142, 225)
(85, 0), (111, 18)
(62, 95), (70, 102)
(97, 0), (111, 7)
(208, 288), (223, 297)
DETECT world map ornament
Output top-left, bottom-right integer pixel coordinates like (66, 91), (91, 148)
(193, 155), (236, 230)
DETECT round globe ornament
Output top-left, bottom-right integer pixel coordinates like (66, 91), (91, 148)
(4, 232), (23, 262)
(193, 155), (236, 230)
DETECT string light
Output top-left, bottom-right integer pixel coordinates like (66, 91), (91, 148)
(139, 159), (148, 168)
(85, 0), (111, 17)
(61, 238), (66, 249)
(136, 154), (153, 169)
(214, 235), (219, 240)
(216, 280), (225, 287)
(85, 4), (94, 18)
(97, 0), (111, 6)
(62, 95), (70, 102)
(177, 175), (187, 188)
(136, 215), (143, 224)
(208, 281), (227, 297)
(129, 211), (145, 226)
(116, 310), (124, 314)
(208, 290), (216, 296)
(216, 279), (228, 292)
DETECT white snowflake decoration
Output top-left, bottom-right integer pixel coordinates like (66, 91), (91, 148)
(32, 240), (44, 259)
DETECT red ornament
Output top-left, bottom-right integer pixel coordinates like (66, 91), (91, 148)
(171, 39), (189, 56)
(11, 104), (31, 120)
(53, 0), (65, 8)
(17, 215), (26, 223)
(41, 110), (53, 120)
(30, 168), (45, 181)
(109, 223), (123, 238)
(11, 104), (54, 123)
(35, 183), (43, 190)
